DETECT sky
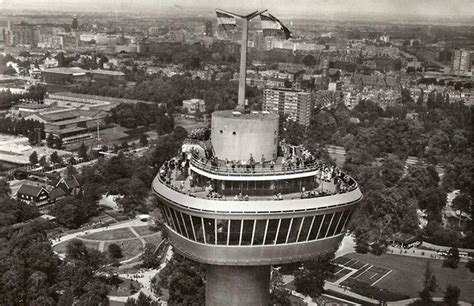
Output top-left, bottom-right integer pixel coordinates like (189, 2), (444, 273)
(1, 0), (473, 19)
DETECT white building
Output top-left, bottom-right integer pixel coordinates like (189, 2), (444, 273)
(183, 99), (206, 114)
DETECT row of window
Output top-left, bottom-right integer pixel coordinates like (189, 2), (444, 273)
(160, 204), (352, 246)
(192, 172), (318, 196)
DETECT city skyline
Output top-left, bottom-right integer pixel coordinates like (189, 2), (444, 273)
(1, 0), (473, 20)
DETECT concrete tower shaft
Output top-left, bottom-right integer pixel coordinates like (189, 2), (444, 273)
(211, 110), (279, 162)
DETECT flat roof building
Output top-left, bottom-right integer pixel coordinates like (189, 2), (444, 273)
(44, 92), (158, 111)
(182, 98), (206, 114)
(42, 67), (88, 84)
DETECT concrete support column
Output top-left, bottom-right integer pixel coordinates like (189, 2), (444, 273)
(237, 18), (249, 109)
(206, 265), (270, 306)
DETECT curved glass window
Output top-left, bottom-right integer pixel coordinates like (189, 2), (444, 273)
(335, 210), (349, 235)
(287, 217), (303, 243)
(191, 215), (204, 243)
(203, 218), (216, 244)
(170, 208), (185, 237)
(308, 214), (324, 240)
(162, 206), (353, 245)
(318, 212), (334, 239)
(298, 216), (313, 242)
(216, 219), (229, 245)
(276, 218), (291, 244)
(265, 219), (279, 245)
(328, 211), (343, 237)
(229, 220), (242, 245)
(182, 213), (195, 241)
(342, 209), (353, 232)
(253, 219), (267, 245)
(241, 220), (254, 245)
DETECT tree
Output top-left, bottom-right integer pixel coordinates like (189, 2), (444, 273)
(65, 164), (78, 177)
(29, 151), (38, 165)
(443, 247), (460, 269)
(467, 259), (474, 272)
(166, 258), (205, 306)
(108, 243), (123, 259)
(78, 143), (88, 160)
(39, 155), (48, 168)
(416, 262), (437, 305)
(294, 253), (335, 298)
(195, 108), (203, 120)
(126, 292), (159, 306)
(50, 151), (61, 164)
(173, 126), (188, 141)
(142, 243), (160, 268)
(139, 133), (149, 147)
(452, 193), (472, 216)
(444, 285), (460, 306)
(76, 279), (109, 306)
(58, 288), (75, 306)
(270, 269), (291, 306)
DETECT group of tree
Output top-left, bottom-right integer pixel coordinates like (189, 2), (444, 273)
(0, 84), (47, 110)
(107, 102), (173, 130)
(0, 202), (112, 306)
(282, 87), (473, 251)
(46, 133), (63, 149)
(154, 255), (205, 305)
(412, 263), (461, 306)
(70, 74), (261, 113)
(0, 117), (44, 138)
(0, 53), (17, 76)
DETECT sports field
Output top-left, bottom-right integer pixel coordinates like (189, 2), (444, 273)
(344, 253), (474, 303)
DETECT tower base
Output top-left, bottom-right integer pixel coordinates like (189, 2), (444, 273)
(206, 265), (270, 306)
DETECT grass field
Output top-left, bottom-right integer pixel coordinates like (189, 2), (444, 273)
(132, 226), (155, 237)
(54, 240), (100, 254)
(83, 228), (136, 241)
(143, 233), (162, 246)
(346, 253), (474, 303)
(104, 239), (143, 261)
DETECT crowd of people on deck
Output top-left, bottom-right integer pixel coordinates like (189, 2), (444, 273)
(158, 142), (356, 200)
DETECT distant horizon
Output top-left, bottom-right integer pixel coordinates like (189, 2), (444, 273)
(1, 0), (473, 21)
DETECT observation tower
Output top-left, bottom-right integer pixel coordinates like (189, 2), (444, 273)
(152, 10), (362, 306)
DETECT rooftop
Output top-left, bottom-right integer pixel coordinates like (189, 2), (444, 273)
(91, 69), (125, 76)
(48, 92), (157, 106)
(17, 184), (46, 197)
(213, 110), (279, 120)
(50, 126), (88, 135)
(47, 116), (91, 126)
(43, 67), (87, 75)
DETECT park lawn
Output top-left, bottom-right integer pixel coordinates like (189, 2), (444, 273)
(346, 253), (474, 303)
(54, 240), (100, 254)
(83, 228), (136, 241)
(104, 239), (143, 261)
(132, 226), (156, 237)
(143, 233), (162, 246)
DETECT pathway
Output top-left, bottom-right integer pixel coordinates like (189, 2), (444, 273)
(109, 245), (174, 305)
(387, 297), (471, 306)
(51, 218), (145, 247)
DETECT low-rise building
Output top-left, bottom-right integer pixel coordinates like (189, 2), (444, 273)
(91, 69), (125, 83)
(42, 67), (88, 84)
(183, 99), (206, 114)
(17, 184), (49, 205)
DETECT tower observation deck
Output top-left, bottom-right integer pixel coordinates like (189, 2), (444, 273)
(152, 9), (362, 306)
